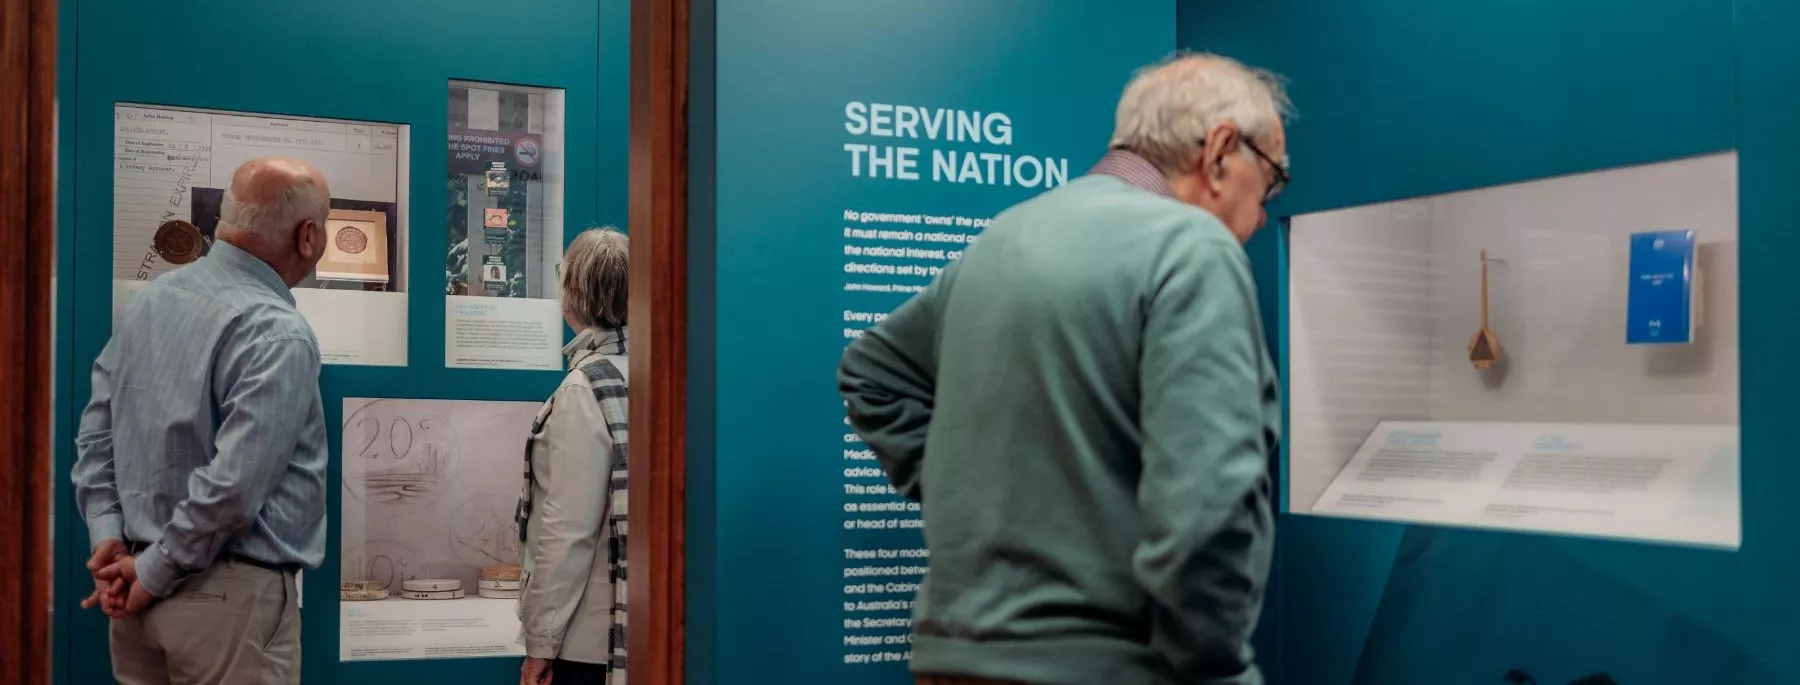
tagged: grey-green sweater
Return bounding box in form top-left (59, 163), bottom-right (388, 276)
top-left (838, 172), bottom-right (1280, 685)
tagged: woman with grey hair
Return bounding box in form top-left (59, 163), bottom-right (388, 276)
top-left (516, 227), bottom-right (630, 685)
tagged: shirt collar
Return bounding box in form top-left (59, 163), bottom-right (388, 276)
top-left (565, 326), bottom-right (628, 368)
top-left (210, 240), bottom-right (295, 305)
top-left (1087, 149), bottom-right (1174, 198)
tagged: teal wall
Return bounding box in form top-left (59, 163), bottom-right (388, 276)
top-left (51, 0), bottom-right (79, 679)
top-left (52, 1), bottom-right (629, 682)
top-left (1183, 0), bottom-right (1800, 683)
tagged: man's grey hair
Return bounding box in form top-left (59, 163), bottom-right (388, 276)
top-left (1109, 52), bottom-right (1294, 175)
top-left (562, 227), bottom-right (629, 330)
top-left (219, 169), bottom-right (329, 243)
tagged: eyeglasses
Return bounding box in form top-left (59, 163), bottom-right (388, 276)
top-left (1202, 133), bottom-right (1289, 204)
top-left (1241, 137), bottom-right (1289, 203)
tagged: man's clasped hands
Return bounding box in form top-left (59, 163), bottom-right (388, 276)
top-left (78, 539), bottom-right (156, 618)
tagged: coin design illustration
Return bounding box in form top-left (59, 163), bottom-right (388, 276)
top-left (152, 220), bottom-right (206, 265)
top-left (335, 225), bottom-right (369, 255)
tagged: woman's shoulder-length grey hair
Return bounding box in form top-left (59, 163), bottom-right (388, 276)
top-left (561, 226), bottom-right (628, 330)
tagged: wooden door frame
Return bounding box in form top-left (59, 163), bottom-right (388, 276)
top-left (627, 0), bottom-right (689, 682)
top-left (0, 0), bottom-right (59, 680)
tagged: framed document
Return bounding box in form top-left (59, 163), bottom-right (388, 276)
top-left (318, 208), bottom-right (391, 283)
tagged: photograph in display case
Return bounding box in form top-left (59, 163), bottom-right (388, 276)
top-left (111, 103), bottom-right (410, 366)
top-left (338, 397), bottom-right (539, 662)
top-left (443, 80), bottom-right (567, 371)
top-left (1284, 152), bottom-right (1740, 548)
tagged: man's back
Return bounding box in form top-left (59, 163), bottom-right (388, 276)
top-left (76, 241), bottom-right (328, 592)
top-left (842, 174), bottom-right (1280, 685)
top-left (74, 156), bottom-right (335, 685)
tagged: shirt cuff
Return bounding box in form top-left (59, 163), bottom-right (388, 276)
top-left (86, 514), bottom-right (124, 550)
top-left (523, 635), bottom-right (562, 660)
top-left (132, 543), bottom-right (182, 598)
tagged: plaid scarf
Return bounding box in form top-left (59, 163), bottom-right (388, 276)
top-left (516, 326), bottom-right (629, 681)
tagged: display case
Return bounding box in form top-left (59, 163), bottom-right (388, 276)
top-left (1285, 152), bottom-right (1739, 548)
top-left (337, 397), bottom-right (540, 661)
top-left (443, 80), bottom-right (567, 371)
top-left (111, 104), bottom-right (410, 366)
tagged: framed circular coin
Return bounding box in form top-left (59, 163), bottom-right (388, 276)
top-left (335, 225), bottom-right (369, 255)
top-left (152, 220), bottom-right (206, 265)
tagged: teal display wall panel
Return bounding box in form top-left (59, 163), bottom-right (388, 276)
top-left (689, 1), bottom-right (1173, 682)
top-left (53, 1), bottom-right (629, 683)
top-left (1179, 0), bottom-right (1800, 683)
top-left (50, 0), bottom-right (79, 679)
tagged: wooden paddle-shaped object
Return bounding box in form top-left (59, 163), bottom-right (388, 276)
top-left (1468, 248), bottom-right (1501, 369)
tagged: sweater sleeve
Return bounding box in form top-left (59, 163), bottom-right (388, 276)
top-left (1131, 235), bottom-right (1276, 683)
top-left (837, 260), bottom-right (962, 501)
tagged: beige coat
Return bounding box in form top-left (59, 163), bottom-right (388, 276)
top-left (518, 350), bottom-right (627, 664)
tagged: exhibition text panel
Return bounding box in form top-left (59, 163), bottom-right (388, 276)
top-left (1312, 421), bottom-right (1739, 548)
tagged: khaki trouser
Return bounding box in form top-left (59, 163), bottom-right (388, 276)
top-left (109, 558), bottom-right (300, 685)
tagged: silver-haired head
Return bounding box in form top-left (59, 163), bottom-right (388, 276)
top-left (1109, 52), bottom-right (1293, 176)
top-left (561, 226), bottom-right (629, 330)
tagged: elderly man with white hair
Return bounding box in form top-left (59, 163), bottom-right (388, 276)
top-left (73, 156), bottom-right (332, 684)
top-left (839, 53), bottom-right (1290, 685)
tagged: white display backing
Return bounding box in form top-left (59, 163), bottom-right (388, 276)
top-left (294, 289), bottom-right (408, 366)
top-left (1311, 421), bottom-right (1738, 548)
top-left (1287, 202), bottom-right (1437, 514)
top-left (1287, 153), bottom-right (1739, 544)
top-left (110, 103), bottom-right (410, 366)
top-left (113, 270), bottom-right (409, 368)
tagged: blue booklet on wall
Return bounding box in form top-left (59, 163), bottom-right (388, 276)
top-left (1626, 230), bottom-right (1696, 344)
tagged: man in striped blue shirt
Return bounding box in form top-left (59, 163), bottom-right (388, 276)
top-left (73, 157), bottom-right (332, 685)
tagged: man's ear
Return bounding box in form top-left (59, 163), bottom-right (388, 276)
top-left (295, 218), bottom-right (321, 258)
top-left (1199, 123), bottom-right (1239, 187)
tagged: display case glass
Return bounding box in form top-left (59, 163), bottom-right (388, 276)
top-left (1285, 152), bottom-right (1739, 548)
top-left (444, 80), bottom-right (567, 370)
top-left (337, 397), bottom-right (539, 661)
top-left (111, 103), bottom-right (410, 365)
